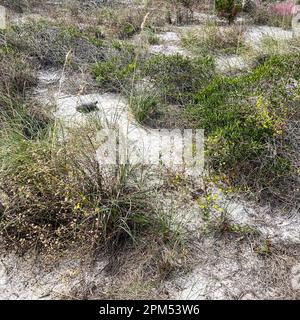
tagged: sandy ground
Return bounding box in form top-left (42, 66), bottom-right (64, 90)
top-left (0, 7), bottom-right (300, 300)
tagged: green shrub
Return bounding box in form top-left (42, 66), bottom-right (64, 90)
top-left (129, 93), bottom-right (162, 124)
top-left (215, 0), bottom-right (242, 24)
top-left (91, 41), bottom-right (137, 92)
top-left (95, 7), bottom-right (147, 39)
top-left (181, 24), bottom-right (246, 56)
top-left (186, 53), bottom-right (300, 203)
top-left (142, 54), bottom-right (215, 105)
top-left (144, 29), bottom-right (160, 45)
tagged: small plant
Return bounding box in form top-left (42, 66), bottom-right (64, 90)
top-left (91, 41), bottom-right (137, 92)
top-left (255, 238), bottom-right (272, 256)
top-left (181, 24), bottom-right (246, 55)
top-left (166, 0), bottom-right (197, 24)
top-left (215, 0), bottom-right (242, 24)
top-left (142, 53), bottom-right (215, 105)
top-left (144, 29), bottom-right (160, 45)
top-left (95, 7), bottom-right (149, 39)
top-left (0, 118), bottom-right (175, 254)
top-left (129, 93), bottom-right (161, 124)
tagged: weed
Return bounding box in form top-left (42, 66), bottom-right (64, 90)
top-left (255, 238), bottom-right (273, 256)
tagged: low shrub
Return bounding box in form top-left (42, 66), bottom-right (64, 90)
top-left (0, 119), bottom-right (174, 254)
top-left (129, 92), bottom-right (162, 124)
top-left (91, 41), bottom-right (137, 92)
top-left (6, 21), bottom-right (106, 67)
top-left (95, 7), bottom-right (150, 39)
top-left (185, 52), bottom-right (300, 205)
top-left (142, 53), bottom-right (215, 105)
top-left (215, 0), bottom-right (243, 24)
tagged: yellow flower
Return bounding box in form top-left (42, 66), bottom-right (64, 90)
top-left (75, 203), bottom-right (81, 210)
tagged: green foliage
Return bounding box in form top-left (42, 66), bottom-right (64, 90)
top-left (142, 54), bottom-right (215, 105)
top-left (181, 25), bottom-right (246, 56)
top-left (95, 7), bottom-right (147, 39)
top-left (186, 53), bottom-right (300, 197)
top-left (91, 41), bottom-right (137, 91)
top-left (215, 0), bottom-right (242, 24)
top-left (129, 94), bottom-right (161, 124)
top-left (145, 29), bottom-right (160, 45)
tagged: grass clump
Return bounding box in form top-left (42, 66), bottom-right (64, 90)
top-left (144, 28), bottom-right (160, 45)
top-left (186, 53), bottom-right (300, 205)
top-left (142, 53), bottom-right (215, 105)
top-left (181, 24), bottom-right (246, 56)
top-left (0, 117), bottom-right (178, 254)
top-left (129, 90), bottom-right (164, 125)
top-left (0, 48), bottom-right (37, 99)
top-left (94, 7), bottom-right (153, 39)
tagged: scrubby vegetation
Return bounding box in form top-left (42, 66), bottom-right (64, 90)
top-left (142, 53), bottom-right (215, 104)
top-left (185, 53), bottom-right (300, 205)
top-left (5, 21), bottom-right (105, 67)
top-left (1, 0), bottom-right (300, 300)
top-left (215, 0), bottom-right (243, 24)
top-left (0, 14), bottom-right (181, 265)
top-left (0, 120), bottom-right (175, 254)
top-left (181, 24), bottom-right (246, 55)
top-left (91, 41), bottom-right (137, 92)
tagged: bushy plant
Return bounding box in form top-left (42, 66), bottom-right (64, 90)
top-left (95, 7), bottom-right (148, 39)
top-left (215, 0), bottom-right (243, 24)
top-left (0, 48), bottom-right (37, 99)
top-left (91, 41), bottom-right (137, 92)
top-left (129, 93), bottom-right (162, 124)
top-left (185, 52), bottom-right (300, 204)
top-left (142, 53), bottom-right (215, 105)
top-left (0, 118), bottom-right (170, 253)
top-left (181, 24), bottom-right (246, 55)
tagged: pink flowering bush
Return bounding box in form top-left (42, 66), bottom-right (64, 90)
top-left (252, 1), bottom-right (299, 27)
top-left (270, 1), bottom-right (297, 17)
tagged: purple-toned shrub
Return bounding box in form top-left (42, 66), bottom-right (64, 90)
top-left (270, 1), bottom-right (297, 17)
